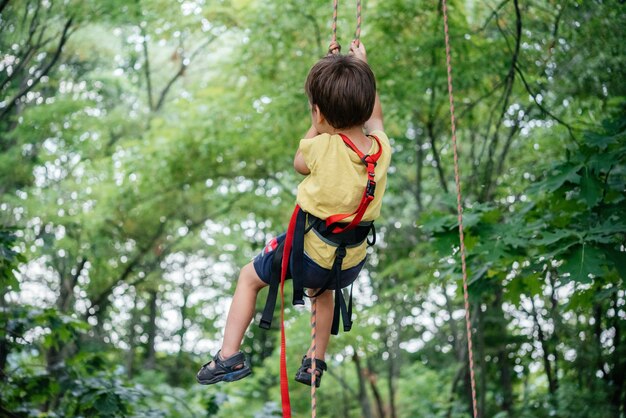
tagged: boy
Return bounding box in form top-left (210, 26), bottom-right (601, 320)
top-left (197, 40), bottom-right (390, 387)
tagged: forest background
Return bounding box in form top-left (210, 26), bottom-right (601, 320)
top-left (1, 0), bottom-right (625, 417)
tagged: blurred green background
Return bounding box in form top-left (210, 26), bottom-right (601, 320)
top-left (1, 0), bottom-right (625, 417)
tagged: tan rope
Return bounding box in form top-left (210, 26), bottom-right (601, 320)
top-left (310, 296), bottom-right (318, 418)
top-left (328, 0), bottom-right (363, 54)
top-left (441, 1), bottom-right (478, 417)
top-left (354, 0), bottom-right (362, 45)
top-left (329, 0), bottom-right (340, 54)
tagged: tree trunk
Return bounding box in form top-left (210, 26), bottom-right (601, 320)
top-left (42, 258), bottom-right (87, 411)
top-left (495, 286), bottom-right (513, 413)
top-left (174, 287), bottom-right (189, 384)
top-left (609, 292), bottom-right (625, 412)
top-left (547, 271), bottom-right (560, 393)
top-left (353, 352), bottom-right (373, 418)
top-left (126, 292), bottom-right (139, 379)
top-left (530, 297), bottom-right (556, 396)
top-left (145, 290), bottom-right (158, 369)
top-left (415, 116), bottom-right (424, 212)
top-left (366, 357), bottom-right (386, 418)
top-left (0, 336), bottom-right (7, 382)
top-left (443, 288), bottom-right (462, 360)
top-left (0, 285), bottom-right (9, 381)
top-left (476, 304), bottom-right (487, 418)
top-left (593, 302), bottom-right (604, 377)
top-left (387, 327), bottom-right (399, 418)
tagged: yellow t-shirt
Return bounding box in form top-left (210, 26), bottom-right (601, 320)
top-left (296, 130), bottom-right (391, 269)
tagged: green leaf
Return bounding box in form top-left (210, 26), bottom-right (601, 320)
top-left (584, 130), bottom-right (622, 150)
top-left (532, 229), bottom-right (578, 246)
top-left (421, 213), bottom-right (454, 233)
top-left (594, 286), bottom-right (619, 302)
top-left (468, 264), bottom-right (489, 285)
top-left (604, 247), bottom-right (626, 279)
top-left (579, 168), bottom-right (603, 207)
top-left (432, 232), bottom-right (459, 257)
top-left (587, 218), bottom-right (626, 240)
top-left (559, 245), bottom-right (607, 282)
top-left (95, 392), bottom-right (120, 414)
top-left (532, 163), bottom-right (583, 193)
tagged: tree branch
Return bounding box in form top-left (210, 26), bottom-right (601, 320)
top-left (0, 16), bottom-right (73, 121)
top-left (494, 112), bottom-right (523, 178)
top-left (140, 26), bottom-right (155, 111)
top-left (0, 0), bottom-right (10, 15)
top-left (479, 0), bottom-right (522, 201)
top-left (514, 64), bottom-right (579, 146)
top-left (87, 221), bottom-right (167, 314)
top-left (154, 34), bottom-right (218, 111)
top-left (326, 367), bottom-right (358, 397)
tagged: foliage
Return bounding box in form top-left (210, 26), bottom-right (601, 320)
top-left (1, 0), bottom-right (625, 417)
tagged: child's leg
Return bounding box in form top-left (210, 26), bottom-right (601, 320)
top-left (220, 261), bottom-right (267, 358)
top-left (306, 289), bottom-right (334, 361)
top-left (197, 261), bottom-right (269, 384)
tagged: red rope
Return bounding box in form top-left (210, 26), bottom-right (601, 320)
top-left (441, 1), bottom-right (478, 417)
top-left (279, 207), bottom-right (300, 418)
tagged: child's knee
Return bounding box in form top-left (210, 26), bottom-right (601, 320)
top-left (238, 262), bottom-right (266, 291)
top-left (309, 289), bottom-right (333, 301)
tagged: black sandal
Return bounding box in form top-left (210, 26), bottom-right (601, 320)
top-left (294, 355), bottom-right (327, 388)
top-left (196, 350), bottom-right (251, 385)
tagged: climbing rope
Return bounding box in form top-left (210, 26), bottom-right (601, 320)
top-left (328, 0), bottom-right (362, 54)
top-left (309, 2), bottom-right (367, 417)
top-left (441, 1), bottom-right (478, 417)
top-left (329, 0), bottom-right (340, 54)
top-left (355, 0), bottom-right (362, 45)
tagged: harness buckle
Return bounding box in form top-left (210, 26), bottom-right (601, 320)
top-left (366, 179), bottom-right (376, 198)
top-left (361, 155), bottom-right (378, 167)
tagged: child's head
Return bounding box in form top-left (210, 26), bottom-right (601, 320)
top-left (305, 54), bottom-right (376, 130)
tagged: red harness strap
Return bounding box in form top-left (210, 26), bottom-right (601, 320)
top-left (325, 134), bottom-right (383, 233)
top-left (278, 204), bottom-right (300, 417)
top-left (278, 134), bottom-right (382, 417)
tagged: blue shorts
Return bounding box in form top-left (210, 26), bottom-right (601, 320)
top-left (253, 233), bottom-right (365, 289)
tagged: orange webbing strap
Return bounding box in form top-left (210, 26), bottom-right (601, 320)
top-left (325, 134), bottom-right (382, 233)
top-left (442, 1), bottom-right (478, 417)
top-left (279, 205), bottom-right (301, 418)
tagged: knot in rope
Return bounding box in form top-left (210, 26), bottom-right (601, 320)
top-left (328, 41), bottom-right (342, 55)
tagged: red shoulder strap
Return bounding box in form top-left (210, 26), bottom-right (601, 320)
top-left (326, 134), bottom-right (383, 233)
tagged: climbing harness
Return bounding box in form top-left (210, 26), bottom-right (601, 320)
top-left (442, 0), bottom-right (479, 417)
top-left (259, 134), bottom-right (382, 418)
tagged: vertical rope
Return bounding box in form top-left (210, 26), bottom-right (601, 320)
top-left (354, 0), bottom-right (362, 45)
top-left (310, 297), bottom-right (318, 418)
top-left (329, 0), bottom-right (341, 54)
top-left (441, 1), bottom-right (478, 418)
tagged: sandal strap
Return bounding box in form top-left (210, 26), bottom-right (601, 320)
top-left (214, 350), bottom-right (246, 369)
top-left (301, 356), bottom-right (327, 371)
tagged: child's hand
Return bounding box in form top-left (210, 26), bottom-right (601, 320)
top-left (349, 40), bottom-right (367, 63)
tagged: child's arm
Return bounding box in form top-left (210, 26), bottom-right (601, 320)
top-left (350, 40), bottom-right (384, 134)
top-left (365, 92), bottom-right (384, 134)
top-left (293, 125), bottom-right (317, 175)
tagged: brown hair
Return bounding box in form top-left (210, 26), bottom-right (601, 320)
top-left (304, 54), bottom-right (376, 129)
